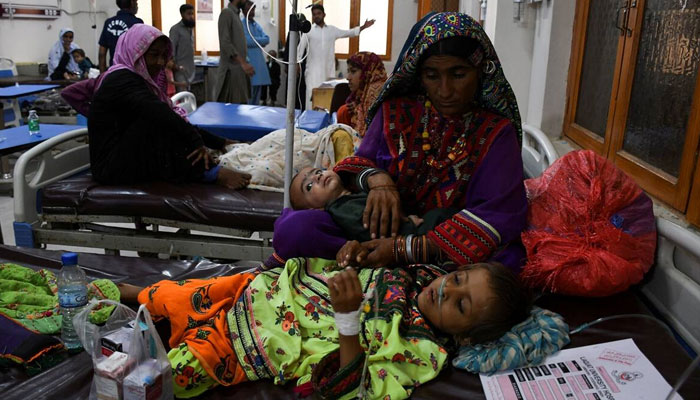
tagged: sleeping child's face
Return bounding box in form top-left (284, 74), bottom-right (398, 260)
top-left (417, 265), bottom-right (496, 338)
top-left (290, 167), bottom-right (346, 209)
top-left (72, 52), bottom-right (85, 64)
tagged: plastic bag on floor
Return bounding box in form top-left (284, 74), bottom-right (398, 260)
top-left (521, 150), bottom-right (656, 297)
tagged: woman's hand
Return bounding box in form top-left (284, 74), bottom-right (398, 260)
top-left (328, 268), bottom-right (364, 313)
top-left (363, 172), bottom-right (402, 239)
top-left (187, 146), bottom-right (215, 169)
top-left (360, 238), bottom-right (395, 267)
top-left (242, 61), bottom-right (255, 77)
top-left (336, 240), bottom-right (369, 267)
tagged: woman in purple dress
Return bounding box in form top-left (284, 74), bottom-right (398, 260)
top-left (270, 12), bottom-right (527, 272)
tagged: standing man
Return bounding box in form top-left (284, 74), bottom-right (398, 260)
top-left (297, 4), bottom-right (374, 110)
top-left (169, 4), bottom-right (196, 92)
top-left (261, 50), bottom-right (281, 106)
top-left (98, 0), bottom-right (143, 73)
top-left (215, 0), bottom-right (255, 104)
top-left (241, 1), bottom-right (271, 105)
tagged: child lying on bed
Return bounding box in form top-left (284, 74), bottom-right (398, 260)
top-left (289, 166), bottom-right (461, 267)
top-left (119, 259), bottom-right (530, 399)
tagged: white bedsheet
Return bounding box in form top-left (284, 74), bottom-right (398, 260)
top-left (218, 123), bottom-right (361, 192)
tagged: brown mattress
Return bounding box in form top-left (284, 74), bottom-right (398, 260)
top-left (0, 244), bottom-right (698, 400)
top-left (40, 174), bottom-right (284, 232)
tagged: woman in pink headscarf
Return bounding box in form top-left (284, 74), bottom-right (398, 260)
top-left (86, 24), bottom-right (251, 188)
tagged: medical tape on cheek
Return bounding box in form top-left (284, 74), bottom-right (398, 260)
top-left (437, 275), bottom-right (447, 323)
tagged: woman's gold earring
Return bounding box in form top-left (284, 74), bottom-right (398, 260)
top-left (483, 60), bottom-right (496, 75)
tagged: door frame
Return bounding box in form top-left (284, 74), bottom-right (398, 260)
top-left (563, 0), bottom-right (629, 156)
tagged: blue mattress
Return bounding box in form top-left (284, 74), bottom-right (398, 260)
top-left (188, 102), bottom-right (330, 141)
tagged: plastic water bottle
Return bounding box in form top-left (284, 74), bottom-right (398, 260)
top-left (58, 252), bottom-right (88, 351)
top-left (28, 110), bottom-right (41, 136)
top-left (202, 48), bottom-right (208, 64)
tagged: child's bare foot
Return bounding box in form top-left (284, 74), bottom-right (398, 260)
top-left (118, 283), bottom-right (144, 304)
top-left (217, 168), bottom-right (252, 189)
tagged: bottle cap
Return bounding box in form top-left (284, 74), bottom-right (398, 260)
top-left (61, 252), bottom-right (78, 266)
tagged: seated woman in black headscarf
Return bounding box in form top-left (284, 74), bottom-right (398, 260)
top-left (66, 24), bottom-right (251, 189)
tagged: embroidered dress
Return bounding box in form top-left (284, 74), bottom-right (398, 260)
top-left (137, 273), bottom-right (256, 398)
top-left (265, 13), bottom-right (528, 272)
top-left (140, 260), bottom-right (450, 399)
top-left (228, 258), bottom-right (450, 399)
top-left (341, 12), bottom-right (528, 271)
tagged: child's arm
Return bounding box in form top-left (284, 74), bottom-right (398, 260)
top-left (328, 268), bottom-right (364, 368)
top-left (313, 268), bottom-right (449, 399)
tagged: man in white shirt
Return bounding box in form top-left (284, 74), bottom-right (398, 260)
top-left (297, 4), bottom-right (374, 110)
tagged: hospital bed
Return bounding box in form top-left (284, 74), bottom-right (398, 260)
top-left (11, 125), bottom-right (558, 261)
top-left (0, 238), bottom-right (698, 399)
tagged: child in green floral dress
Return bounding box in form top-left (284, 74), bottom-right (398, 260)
top-left (119, 258), bottom-right (530, 399)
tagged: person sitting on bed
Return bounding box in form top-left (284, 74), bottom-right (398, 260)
top-left (336, 51), bottom-right (387, 137)
top-left (84, 24), bottom-right (251, 188)
top-left (290, 166), bottom-right (459, 266)
top-left (118, 258), bottom-right (531, 399)
top-left (266, 12), bottom-right (527, 273)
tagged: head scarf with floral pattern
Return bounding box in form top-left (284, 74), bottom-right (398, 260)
top-left (345, 52), bottom-right (387, 136)
top-left (368, 12), bottom-right (522, 142)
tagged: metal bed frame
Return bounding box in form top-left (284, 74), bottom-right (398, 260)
top-left (11, 125), bottom-right (558, 261)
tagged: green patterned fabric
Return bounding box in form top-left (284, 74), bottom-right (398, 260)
top-left (227, 258), bottom-right (450, 400)
top-left (0, 263), bottom-right (120, 334)
top-left (169, 343), bottom-right (218, 398)
top-left (367, 12), bottom-right (522, 143)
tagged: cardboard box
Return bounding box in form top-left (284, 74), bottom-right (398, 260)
top-left (123, 359), bottom-right (169, 400)
top-left (94, 351), bottom-right (131, 400)
top-left (101, 326), bottom-right (133, 357)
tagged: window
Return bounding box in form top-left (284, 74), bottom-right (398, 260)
top-left (278, 0), bottom-right (394, 60)
top-left (143, 0), bottom-right (224, 55)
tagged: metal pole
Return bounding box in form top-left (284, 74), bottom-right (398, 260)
top-left (283, 0), bottom-right (299, 208)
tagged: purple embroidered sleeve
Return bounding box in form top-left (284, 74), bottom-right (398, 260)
top-left (270, 208), bottom-right (348, 261)
top-left (355, 111), bottom-right (393, 171)
top-left (461, 124), bottom-right (528, 272)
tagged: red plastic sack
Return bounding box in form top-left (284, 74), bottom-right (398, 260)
top-left (521, 150), bottom-right (656, 297)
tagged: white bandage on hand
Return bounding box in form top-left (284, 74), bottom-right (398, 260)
top-left (334, 310), bottom-right (360, 336)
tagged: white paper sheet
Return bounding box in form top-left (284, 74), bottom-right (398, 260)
top-left (479, 338), bottom-right (682, 400)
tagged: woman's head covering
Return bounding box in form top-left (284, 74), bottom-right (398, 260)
top-left (57, 27), bottom-right (74, 43)
top-left (104, 23), bottom-right (174, 107)
top-left (368, 12), bottom-right (522, 141)
top-left (345, 52), bottom-right (387, 137)
top-left (48, 27), bottom-right (81, 77)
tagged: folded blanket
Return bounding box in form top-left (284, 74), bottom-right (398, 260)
top-left (0, 263), bottom-right (120, 334)
top-left (0, 313), bottom-right (66, 376)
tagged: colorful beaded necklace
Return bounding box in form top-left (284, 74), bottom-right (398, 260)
top-left (420, 98), bottom-right (474, 170)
